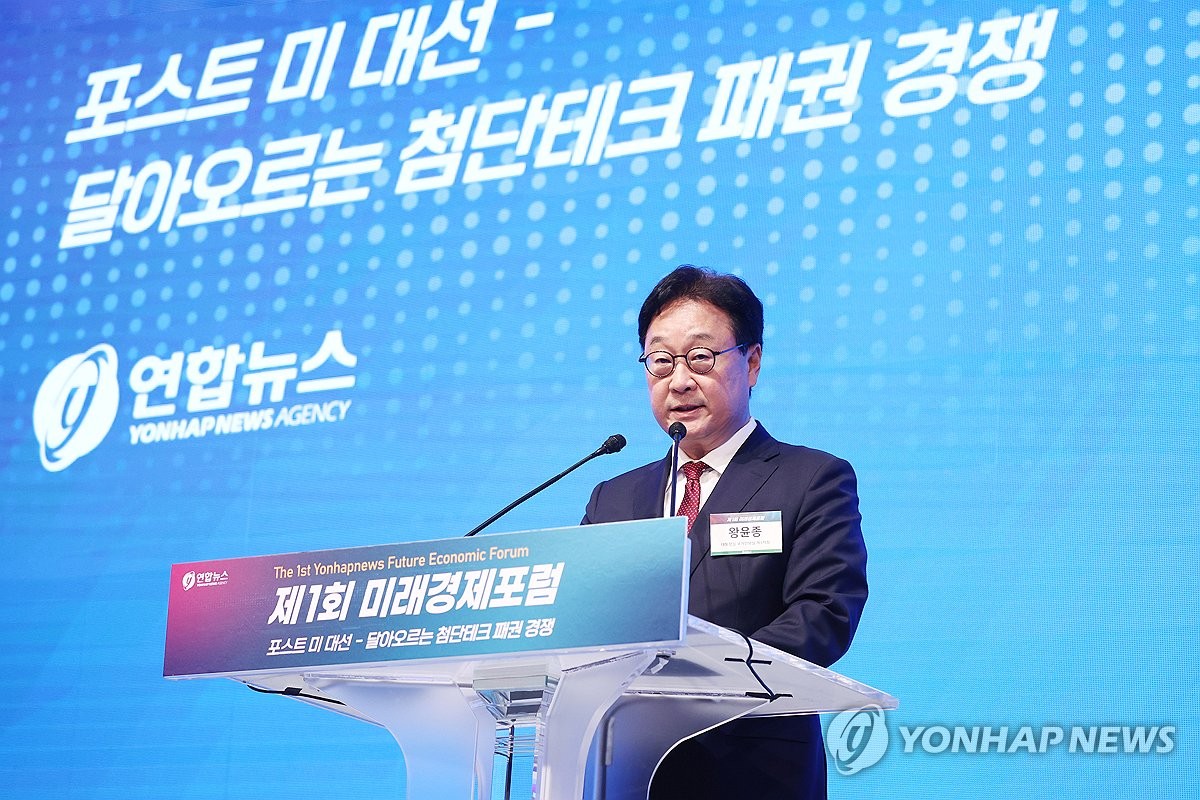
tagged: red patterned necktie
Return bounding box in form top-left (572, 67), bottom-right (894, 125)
top-left (676, 461), bottom-right (709, 534)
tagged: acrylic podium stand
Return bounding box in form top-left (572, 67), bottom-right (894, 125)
top-left (165, 521), bottom-right (896, 800)
top-left (224, 615), bottom-right (894, 800)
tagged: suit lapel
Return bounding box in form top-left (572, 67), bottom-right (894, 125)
top-left (634, 456), bottom-right (671, 521)
top-left (689, 423), bottom-right (781, 576)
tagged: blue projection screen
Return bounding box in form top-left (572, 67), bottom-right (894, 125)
top-left (1, 1), bottom-right (1196, 798)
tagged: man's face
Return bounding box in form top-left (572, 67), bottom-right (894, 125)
top-left (642, 299), bottom-right (761, 460)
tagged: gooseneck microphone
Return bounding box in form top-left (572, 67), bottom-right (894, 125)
top-left (463, 434), bottom-right (627, 537)
top-left (667, 422), bottom-right (687, 517)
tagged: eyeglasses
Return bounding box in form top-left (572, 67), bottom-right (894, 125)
top-left (638, 344), bottom-right (748, 378)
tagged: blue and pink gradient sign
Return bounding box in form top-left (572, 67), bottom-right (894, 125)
top-left (164, 518), bottom-right (689, 677)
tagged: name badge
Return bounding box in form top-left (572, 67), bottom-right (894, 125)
top-left (709, 511), bottom-right (784, 556)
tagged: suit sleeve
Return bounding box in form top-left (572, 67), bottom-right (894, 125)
top-left (748, 456), bottom-right (868, 668)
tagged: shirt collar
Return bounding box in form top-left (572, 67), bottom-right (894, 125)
top-left (678, 417), bottom-right (757, 478)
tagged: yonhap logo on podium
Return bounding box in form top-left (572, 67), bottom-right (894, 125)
top-left (33, 344), bottom-right (120, 472)
top-left (826, 704), bottom-right (889, 775)
top-left (183, 570), bottom-right (229, 589)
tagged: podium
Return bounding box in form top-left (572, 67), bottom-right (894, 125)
top-left (165, 520), bottom-right (896, 799)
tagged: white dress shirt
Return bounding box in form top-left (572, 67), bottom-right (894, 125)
top-left (663, 417), bottom-right (758, 518)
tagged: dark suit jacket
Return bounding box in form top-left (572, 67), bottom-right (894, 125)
top-left (581, 423), bottom-right (868, 799)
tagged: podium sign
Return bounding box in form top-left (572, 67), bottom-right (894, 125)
top-left (164, 518), bottom-right (689, 678)
top-left (164, 520), bottom-right (895, 800)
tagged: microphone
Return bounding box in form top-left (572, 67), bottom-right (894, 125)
top-left (463, 434), bottom-right (627, 537)
top-left (667, 423), bottom-right (686, 517)
top-left (598, 433), bottom-right (627, 456)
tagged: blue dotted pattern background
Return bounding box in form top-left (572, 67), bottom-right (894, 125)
top-left (1, 1), bottom-right (1197, 799)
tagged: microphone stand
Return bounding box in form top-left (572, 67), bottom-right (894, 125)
top-left (464, 435), bottom-right (626, 537)
top-left (667, 422), bottom-right (687, 517)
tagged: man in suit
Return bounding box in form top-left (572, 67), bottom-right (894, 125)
top-left (582, 265), bottom-right (868, 800)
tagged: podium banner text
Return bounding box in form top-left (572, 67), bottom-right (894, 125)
top-left (164, 518), bottom-right (689, 677)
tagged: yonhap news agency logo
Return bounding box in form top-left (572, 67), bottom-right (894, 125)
top-left (32, 344), bottom-right (121, 472)
top-left (32, 331), bottom-right (358, 472)
top-left (825, 707), bottom-right (1177, 775)
top-left (182, 570), bottom-right (228, 590)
